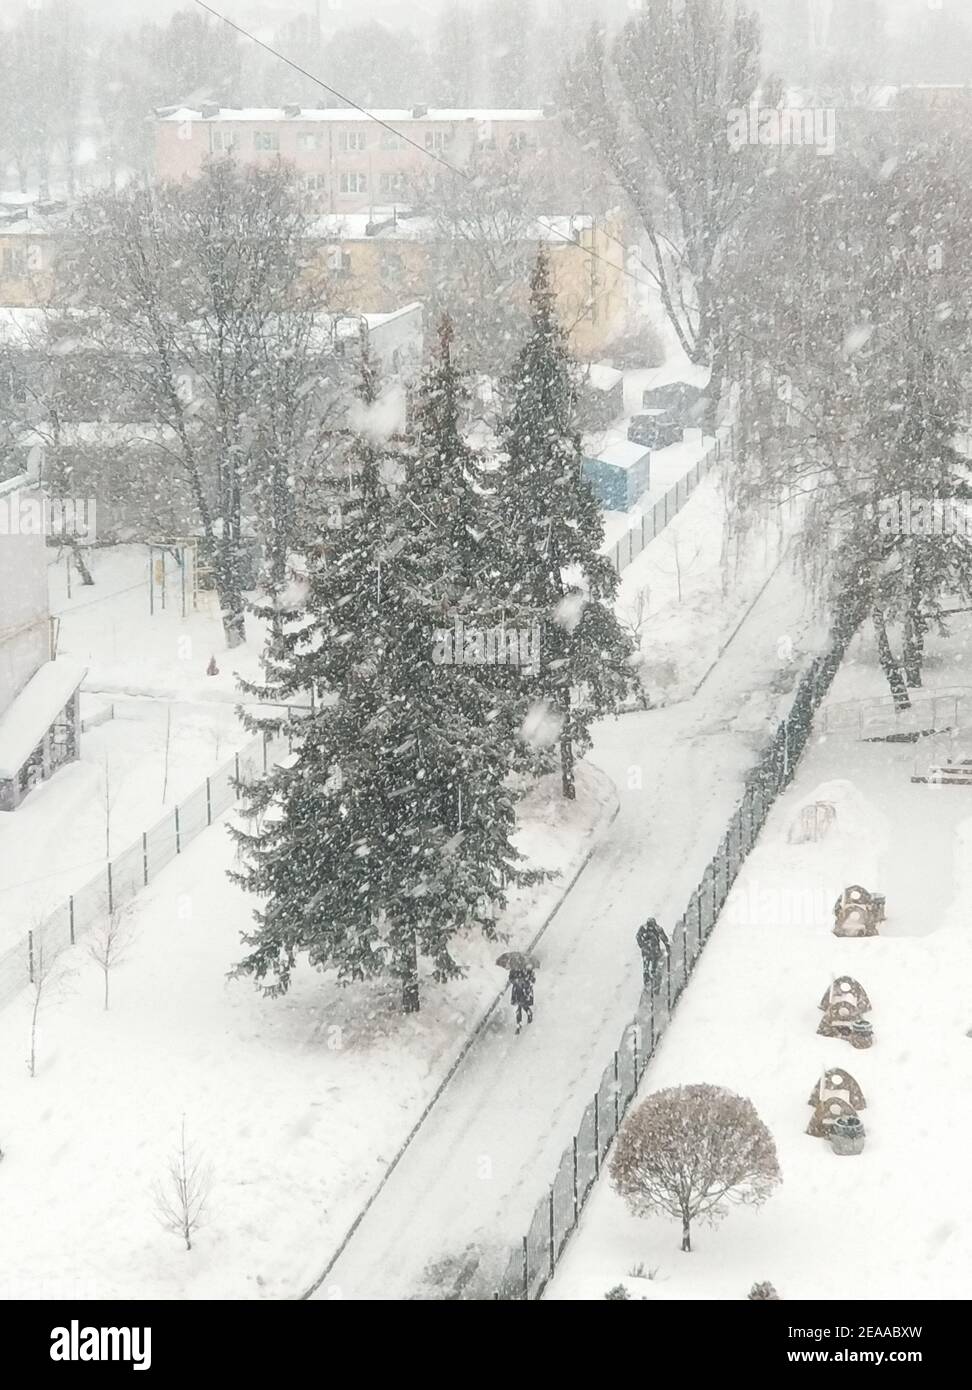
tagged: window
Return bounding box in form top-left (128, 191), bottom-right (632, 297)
top-left (509, 131), bottom-right (531, 152)
top-left (301, 174), bottom-right (327, 192)
top-left (379, 172), bottom-right (405, 196)
top-left (380, 131), bottom-right (404, 150)
top-left (4, 364), bottom-right (28, 406)
top-left (1, 247), bottom-right (26, 276)
top-left (209, 128), bottom-right (235, 154)
top-left (338, 131), bottom-right (367, 152)
top-left (339, 172), bottom-right (367, 194)
top-left (297, 131), bottom-right (322, 151)
top-left (425, 130), bottom-right (448, 151)
top-left (254, 130), bottom-right (280, 152)
top-left (326, 246), bottom-right (352, 276)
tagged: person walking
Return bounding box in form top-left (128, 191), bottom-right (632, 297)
top-left (509, 964), bottom-right (535, 1033)
top-left (636, 917), bottom-right (669, 991)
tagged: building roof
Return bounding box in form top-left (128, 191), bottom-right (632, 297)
top-left (591, 441), bottom-right (651, 471)
top-left (157, 106), bottom-right (549, 124)
top-left (309, 212), bottom-right (595, 245)
top-left (585, 364), bottom-right (623, 392)
top-left (0, 659), bottom-right (86, 780)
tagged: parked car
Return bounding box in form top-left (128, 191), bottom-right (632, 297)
top-left (641, 381), bottom-right (710, 426)
top-left (627, 411), bottom-right (682, 450)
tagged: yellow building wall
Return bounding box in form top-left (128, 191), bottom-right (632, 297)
top-left (317, 213), bottom-right (628, 361)
top-left (0, 232), bottom-right (55, 307)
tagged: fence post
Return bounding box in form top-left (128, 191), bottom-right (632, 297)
top-left (142, 831), bottom-right (149, 886)
top-left (263, 731), bottom-right (269, 773)
top-left (593, 1091), bottom-right (600, 1175)
top-left (69, 895), bottom-right (75, 945)
top-left (28, 929), bottom-right (34, 984)
top-left (206, 777), bottom-right (212, 827)
top-left (175, 806), bottom-right (181, 855)
top-left (572, 1135), bottom-right (579, 1222)
top-left (614, 1051), bottom-right (620, 1132)
top-left (106, 862), bottom-right (113, 914)
top-left (548, 1188), bottom-right (555, 1277)
top-left (235, 752), bottom-right (241, 787)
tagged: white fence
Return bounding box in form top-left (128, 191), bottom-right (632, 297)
top-left (0, 724), bottom-right (291, 1011)
top-left (607, 425), bottom-right (733, 576)
top-left (818, 686), bottom-right (972, 742)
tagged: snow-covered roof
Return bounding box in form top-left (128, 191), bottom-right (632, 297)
top-left (0, 471), bottom-right (32, 499)
top-left (0, 307), bottom-right (46, 344)
top-left (585, 364), bottom-right (623, 392)
top-left (309, 213), bottom-right (595, 246)
top-left (0, 660), bottom-right (86, 780)
top-left (0, 211), bottom-right (62, 237)
top-left (157, 106), bottom-right (548, 124)
top-left (592, 441), bottom-right (650, 471)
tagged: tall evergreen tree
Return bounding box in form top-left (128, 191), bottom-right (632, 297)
top-left (232, 344), bottom-right (540, 1014)
top-left (492, 250), bottom-right (637, 799)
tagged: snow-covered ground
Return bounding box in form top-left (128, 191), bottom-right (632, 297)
top-left (546, 615), bottom-right (972, 1301)
top-left (618, 476), bottom-right (798, 705)
top-left (0, 762), bottom-right (615, 1299)
top-left (1, 515), bottom-right (820, 1301)
top-left (50, 545), bottom-right (267, 702)
top-left (0, 698), bottom-right (250, 952)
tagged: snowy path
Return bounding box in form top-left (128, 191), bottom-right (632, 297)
top-left (307, 556), bottom-right (821, 1299)
top-left (546, 667), bottom-right (972, 1299)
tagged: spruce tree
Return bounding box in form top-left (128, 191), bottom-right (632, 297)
top-left (231, 341), bottom-right (540, 1014)
top-left (492, 249), bottom-right (637, 798)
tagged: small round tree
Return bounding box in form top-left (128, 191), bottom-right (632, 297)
top-left (610, 1085), bottom-right (781, 1252)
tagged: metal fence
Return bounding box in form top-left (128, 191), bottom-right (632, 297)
top-left (608, 425), bottom-right (733, 576)
top-left (0, 725), bottom-right (291, 1011)
top-left (491, 597), bottom-right (864, 1299)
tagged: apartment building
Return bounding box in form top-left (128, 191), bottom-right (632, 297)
top-left (153, 105), bottom-right (557, 213)
top-left (0, 205), bottom-right (61, 309)
top-left (314, 211), bottom-right (629, 361)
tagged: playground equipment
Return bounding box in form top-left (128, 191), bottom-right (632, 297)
top-left (148, 539), bottom-right (202, 620)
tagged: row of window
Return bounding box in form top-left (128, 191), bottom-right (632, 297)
top-left (210, 129), bottom-right (534, 155)
top-left (301, 172), bottom-right (407, 195)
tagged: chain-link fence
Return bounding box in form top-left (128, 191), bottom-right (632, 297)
top-left (0, 725), bottom-right (291, 1010)
top-left (492, 596), bottom-right (864, 1299)
top-left (608, 426), bottom-right (732, 576)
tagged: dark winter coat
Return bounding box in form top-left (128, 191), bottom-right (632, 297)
top-left (510, 969), bottom-right (535, 1009)
top-left (636, 919), bottom-right (668, 968)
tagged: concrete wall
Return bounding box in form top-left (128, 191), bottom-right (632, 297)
top-left (0, 479), bottom-right (50, 715)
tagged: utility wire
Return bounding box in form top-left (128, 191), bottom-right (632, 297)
top-left (193, 0), bottom-right (660, 301)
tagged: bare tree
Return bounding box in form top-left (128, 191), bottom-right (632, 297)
top-left (564, 1), bottom-right (766, 413)
top-left (87, 905), bottom-right (134, 1011)
top-left (610, 1084), bottom-right (780, 1252)
top-left (153, 1118), bottom-right (211, 1252)
top-left (620, 584), bottom-right (652, 647)
top-left (26, 934), bottom-right (67, 1078)
top-left (58, 161), bottom-right (336, 648)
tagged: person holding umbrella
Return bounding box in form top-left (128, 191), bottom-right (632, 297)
top-left (636, 918), bottom-right (669, 992)
top-left (496, 951), bottom-right (538, 1033)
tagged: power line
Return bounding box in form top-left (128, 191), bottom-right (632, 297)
top-left (193, 0), bottom-right (467, 178)
top-left (193, 1), bottom-right (660, 301)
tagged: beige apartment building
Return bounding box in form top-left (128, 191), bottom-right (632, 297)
top-left (153, 105), bottom-right (558, 214)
